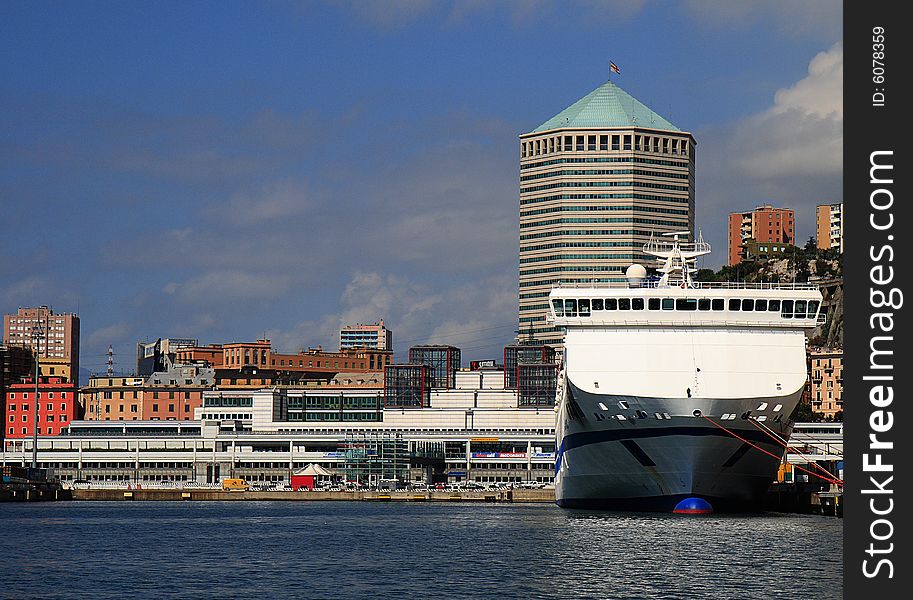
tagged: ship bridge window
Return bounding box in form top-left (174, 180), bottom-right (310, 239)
top-left (565, 299), bottom-right (577, 317)
top-left (755, 299), bottom-right (768, 311)
top-left (661, 298), bottom-right (674, 310)
top-left (632, 298), bottom-right (644, 310)
top-left (698, 299), bottom-right (711, 311)
top-left (592, 299), bottom-right (604, 311)
top-left (768, 300), bottom-right (781, 312)
top-left (552, 300), bottom-right (564, 317)
top-left (604, 298), bottom-right (618, 310)
top-left (781, 300), bottom-right (794, 319)
top-left (795, 300), bottom-right (807, 317)
top-left (728, 299), bottom-right (740, 311)
top-left (648, 298), bottom-right (660, 310)
top-left (711, 299), bottom-right (725, 311)
top-left (618, 298), bottom-right (631, 310)
top-left (676, 299), bottom-right (697, 311)
top-left (808, 300), bottom-right (820, 317)
top-left (579, 299), bottom-right (591, 317)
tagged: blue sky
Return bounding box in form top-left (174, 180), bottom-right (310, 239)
top-left (1, 0), bottom-right (842, 372)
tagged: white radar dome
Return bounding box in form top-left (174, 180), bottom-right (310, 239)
top-left (625, 264), bottom-right (647, 280)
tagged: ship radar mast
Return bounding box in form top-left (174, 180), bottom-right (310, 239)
top-left (642, 230), bottom-right (711, 288)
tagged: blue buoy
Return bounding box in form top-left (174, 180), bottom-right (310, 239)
top-left (673, 497), bottom-right (714, 514)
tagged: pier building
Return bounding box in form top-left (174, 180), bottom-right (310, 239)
top-left (1, 366), bottom-right (557, 486)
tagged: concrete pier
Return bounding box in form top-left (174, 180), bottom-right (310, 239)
top-left (69, 488), bottom-right (556, 503)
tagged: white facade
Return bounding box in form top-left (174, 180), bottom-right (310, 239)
top-left (2, 369), bottom-right (557, 485)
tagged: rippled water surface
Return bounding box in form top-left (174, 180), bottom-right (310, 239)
top-left (1, 502), bottom-right (841, 599)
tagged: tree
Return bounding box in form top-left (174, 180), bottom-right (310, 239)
top-left (804, 236), bottom-right (817, 254)
top-left (791, 401), bottom-right (821, 423)
top-left (694, 268), bottom-right (716, 282)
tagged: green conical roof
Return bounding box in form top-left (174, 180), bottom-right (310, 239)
top-left (532, 80), bottom-right (680, 133)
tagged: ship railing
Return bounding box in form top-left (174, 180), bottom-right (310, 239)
top-left (643, 239), bottom-right (712, 256)
top-left (551, 281), bottom-right (820, 291)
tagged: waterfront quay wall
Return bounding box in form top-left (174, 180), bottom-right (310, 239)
top-left (1, 486), bottom-right (72, 502)
top-left (71, 488), bottom-right (556, 503)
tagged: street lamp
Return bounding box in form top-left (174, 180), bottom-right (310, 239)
top-left (31, 323), bottom-right (44, 470)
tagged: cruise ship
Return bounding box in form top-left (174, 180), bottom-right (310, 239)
top-left (550, 233), bottom-right (824, 512)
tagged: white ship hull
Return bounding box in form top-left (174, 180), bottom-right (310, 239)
top-left (554, 383), bottom-right (802, 511)
top-left (548, 234), bottom-right (822, 512)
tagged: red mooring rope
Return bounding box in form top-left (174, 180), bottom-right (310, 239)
top-left (747, 418), bottom-right (844, 485)
top-left (701, 416), bottom-right (843, 486)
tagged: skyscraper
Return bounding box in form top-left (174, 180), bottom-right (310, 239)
top-left (3, 306), bottom-right (80, 383)
top-left (518, 80), bottom-right (695, 345)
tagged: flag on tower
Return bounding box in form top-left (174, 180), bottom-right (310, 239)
top-left (610, 61), bottom-right (621, 75)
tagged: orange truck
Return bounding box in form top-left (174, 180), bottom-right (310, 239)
top-left (222, 478), bottom-right (249, 491)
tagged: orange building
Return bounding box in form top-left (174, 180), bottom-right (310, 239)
top-left (222, 340), bottom-right (271, 369)
top-left (809, 348), bottom-right (843, 420)
top-left (211, 342), bottom-right (393, 389)
top-left (80, 376), bottom-right (147, 421)
top-left (815, 202), bottom-right (843, 253)
top-left (81, 365), bottom-right (212, 421)
top-left (174, 344), bottom-right (224, 367)
top-left (727, 204), bottom-right (795, 266)
top-left (269, 347), bottom-right (392, 373)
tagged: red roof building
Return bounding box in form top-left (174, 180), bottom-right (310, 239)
top-left (4, 376), bottom-right (82, 438)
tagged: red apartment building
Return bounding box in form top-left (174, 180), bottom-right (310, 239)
top-left (727, 204), bottom-right (795, 266)
top-left (4, 376), bottom-right (82, 438)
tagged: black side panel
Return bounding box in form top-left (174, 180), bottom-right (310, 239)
top-left (721, 442), bottom-right (752, 468)
top-left (619, 439), bottom-right (656, 467)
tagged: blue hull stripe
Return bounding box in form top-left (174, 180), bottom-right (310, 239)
top-left (562, 425), bottom-right (778, 453)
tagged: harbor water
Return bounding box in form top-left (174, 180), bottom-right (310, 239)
top-left (1, 502), bottom-right (841, 599)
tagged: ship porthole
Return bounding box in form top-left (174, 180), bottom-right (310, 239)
top-left (692, 409), bottom-right (702, 417)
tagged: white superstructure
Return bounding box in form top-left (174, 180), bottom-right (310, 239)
top-left (551, 233), bottom-right (823, 511)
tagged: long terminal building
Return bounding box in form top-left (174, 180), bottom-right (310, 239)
top-left (1, 368), bottom-right (558, 486)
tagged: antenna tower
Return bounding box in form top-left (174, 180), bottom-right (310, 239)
top-left (106, 345), bottom-right (115, 376)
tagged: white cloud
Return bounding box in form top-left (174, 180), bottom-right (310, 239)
top-left (86, 322), bottom-right (133, 350)
top-left (327, 0), bottom-right (437, 28)
top-left (163, 271), bottom-right (293, 304)
top-left (770, 43), bottom-right (843, 118)
top-left (731, 42), bottom-right (842, 178)
top-left (694, 43), bottom-right (843, 265)
top-left (208, 179), bottom-right (312, 226)
top-left (681, 0), bottom-right (841, 39)
top-left (267, 270), bottom-right (518, 361)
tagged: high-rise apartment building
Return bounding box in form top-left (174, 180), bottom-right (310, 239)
top-left (518, 80), bottom-right (695, 345)
top-left (815, 202), bottom-right (843, 253)
top-left (3, 306), bottom-right (80, 382)
top-left (340, 320), bottom-right (392, 351)
top-left (727, 204), bottom-right (795, 266)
